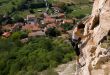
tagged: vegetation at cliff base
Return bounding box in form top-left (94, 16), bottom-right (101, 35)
top-left (0, 37), bottom-right (75, 75)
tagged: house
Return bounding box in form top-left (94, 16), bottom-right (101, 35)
top-left (43, 12), bottom-right (50, 18)
top-left (2, 32), bottom-right (11, 38)
top-left (40, 19), bottom-right (45, 25)
top-left (27, 14), bottom-right (36, 24)
top-left (51, 7), bottom-right (63, 13)
top-left (62, 19), bottom-right (74, 24)
top-left (58, 13), bottom-right (65, 18)
top-left (22, 24), bottom-right (40, 32)
top-left (12, 23), bottom-right (24, 32)
top-left (44, 17), bottom-right (56, 24)
top-left (28, 30), bottom-right (45, 37)
top-left (2, 24), bottom-right (13, 31)
top-left (50, 13), bottom-right (65, 18)
top-left (56, 20), bottom-right (63, 26)
top-left (47, 23), bottom-right (57, 28)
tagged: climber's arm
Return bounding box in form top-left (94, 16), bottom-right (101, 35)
top-left (82, 30), bottom-right (93, 39)
top-left (82, 33), bottom-right (91, 39)
top-left (76, 30), bottom-right (93, 39)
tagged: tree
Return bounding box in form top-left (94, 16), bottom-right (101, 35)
top-left (11, 32), bottom-right (21, 41)
top-left (0, 37), bottom-right (75, 75)
top-left (0, 15), bottom-right (3, 24)
top-left (76, 14), bottom-right (86, 19)
top-left (11, 31), bottom-right (28, 41)
top-left (61, 23), bottom-right (73, 31)
top-left (13, 15), bottom-right (24, 23)
top-left (61, 4), bottom-right (73, 13)
top-left (29, 9), bottom-right (35, 14)
top-left (45, 27), bottom-right (61, 37)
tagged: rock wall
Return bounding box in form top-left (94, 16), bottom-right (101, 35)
top-left (78, 0), bottom-right (110, 75)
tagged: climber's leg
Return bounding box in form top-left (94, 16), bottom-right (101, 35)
top-left (75, 44), bottom-right (81, 64)
top-left (76, 56), bottom-right (79, 64)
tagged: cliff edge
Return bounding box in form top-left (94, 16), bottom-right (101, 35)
top-left (78, 0), bottom-right (110, 75)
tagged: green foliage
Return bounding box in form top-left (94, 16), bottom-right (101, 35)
top-left (61, 4), bottom-right (73, 13)
top-left (19, 31), bottom-right (28, 39)
top-left (11, 31), bottom-right (28, 41)
top-left (29, 9), bottom-right (35, 14)
top-left (13, 15), bottom-right (24, 23)
top-left (0, 38), bottom-right (14, 50)
top-left (30, 2), bottom-right (46, 9)
top-left (11, 32), bottom-right (21, 41)
top-left (75, 14), bottom-right (86, 19)
top-left (46, 27), bottom-right (61, 37)
top-left (66, 4), bottom-right (92, 19)
top-left (0, 0), bottom-right (27, 14)
top-left (61, 23), bottom-right (73, 31)
top-left (0, 37), bottom-right (75, 75)
top-left (0, 15), bottom-right (3, 24)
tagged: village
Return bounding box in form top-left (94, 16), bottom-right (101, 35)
top-left (0, 3), bottom-right (77, 43)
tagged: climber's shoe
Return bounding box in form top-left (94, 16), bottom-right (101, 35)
top-left (77, 63), bottom-right (82, 68)
top-left (77, 63), bottom-right (86, 68)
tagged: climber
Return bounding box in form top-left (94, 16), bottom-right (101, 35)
top-left (70, 22), bottom-right (93, 67)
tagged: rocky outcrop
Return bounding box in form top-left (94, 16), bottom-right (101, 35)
top-left (79, 0), bottom-right (110, 75)
top-left (55, 61), bottom-right (76, 75)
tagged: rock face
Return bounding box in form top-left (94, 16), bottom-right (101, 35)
top-left (55, 61), bottom-right (76, 75)
top-left (79, 0), bottom-right (110, 75)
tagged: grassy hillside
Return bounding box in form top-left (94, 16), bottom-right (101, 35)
top-left (67, 4), bottom-right (92, 19)
top-left (0, 0), bottom-right (92, 19)
top-left (0, 0), bottom-right (27, 15)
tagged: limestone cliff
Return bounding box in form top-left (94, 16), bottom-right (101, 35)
top-left (78, 0), bottom-right (110, 75)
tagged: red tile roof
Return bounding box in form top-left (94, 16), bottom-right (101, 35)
top-left (58, 13), bottom-right (65, 18)
top-left (22, 24), bottom-right (40, 31)
top-left (44, 17), bottom-right (56, 24)
top-left (28, 31), bottom-right (45, 37)
top-left (63, 19), bottom-right (73, 24)
top-left (47, 23), bottom-right (57, 28)
top-left (2, 32), bottom-right (11, 38)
